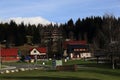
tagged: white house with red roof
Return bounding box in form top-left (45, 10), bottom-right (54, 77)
top-left (63, 40), bottom-right (92, 60)
top-left (29, 47), bottom-right (47, 60)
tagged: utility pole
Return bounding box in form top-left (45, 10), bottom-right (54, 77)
top-left (0, 40), bottom-right (6, 69)
top-left (112, 45), bottom-right (115, 69)
top-left (0, 42), bottom-right (1, 69)
top-left (35, 54), bottom-right (37, 65)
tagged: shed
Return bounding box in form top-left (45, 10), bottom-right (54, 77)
top-left (1, 48), bottom-right (19, 62)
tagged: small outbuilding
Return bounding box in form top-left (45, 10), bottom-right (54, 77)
top-left (1, 48), bottom-right (19, 62)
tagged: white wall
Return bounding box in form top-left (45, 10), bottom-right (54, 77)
top-left (80, 53), bottom-right (91, 58)
top-left (30, 48), bottom-right (40, 55)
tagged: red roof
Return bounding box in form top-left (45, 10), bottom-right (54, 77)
top-left (63, 40), bottom-right (87, 49)
top-left (36, 47), bottom-right (46, 53)
top-left (30, 47), bottom-right (47, 53)
top-left (1, 48), bottom-right (18, 57)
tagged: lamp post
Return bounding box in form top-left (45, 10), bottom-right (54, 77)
top-left (0, 40), bottom-right (6, 69)
top-left (35, 54), bottom-right (37, 65)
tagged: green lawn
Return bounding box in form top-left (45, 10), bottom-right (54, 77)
top-left (1, 68), bottom-right (120, 80)
top-left (1, 59), bottom-right (120, 80)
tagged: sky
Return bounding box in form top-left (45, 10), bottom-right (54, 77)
top-left (0, 0), bottom-right (120, 23)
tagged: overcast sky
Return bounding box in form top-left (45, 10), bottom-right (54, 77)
top-left (0, 0), bottom-right (120, 23)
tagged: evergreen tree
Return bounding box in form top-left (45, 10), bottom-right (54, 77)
top-left (67, 19), bottom-right (74, 39)
top-left (32, 26), bottom-right (41, 44)
top-left (15, 22), bottom-right (27, 46)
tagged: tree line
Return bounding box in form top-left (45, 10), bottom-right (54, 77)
top-left (0, 15), bottom-right (120, 49)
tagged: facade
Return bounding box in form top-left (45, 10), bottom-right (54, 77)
top-left (42, 27), bottom-right (62, 43)
top-left (63, 40), bottom-right (92, 59)
top-left (1, 48), bottom-right (19, 62)
top-left (29, 47), bottom-right (47, 60)
top-left (51, 27), bottom-right (62, 41)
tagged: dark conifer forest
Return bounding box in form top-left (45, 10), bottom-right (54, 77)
top-left (0, 15), bottom-right (120, 49)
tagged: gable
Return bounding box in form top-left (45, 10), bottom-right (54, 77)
top-left (30, 48), bottom-right (40, 55)
top-left (30, 48), bottom-right (46, 55)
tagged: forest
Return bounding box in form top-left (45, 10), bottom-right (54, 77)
top-left (0, 14), bottom-right (120, 50)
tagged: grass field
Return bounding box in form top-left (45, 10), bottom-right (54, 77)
top-left (1, 60), bottom-right (120, 80)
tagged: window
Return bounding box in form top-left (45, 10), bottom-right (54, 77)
top-left (74, 49), bottom-right (77, 51)
top-left (34, 50), bottom-right (37, 53)
top-left (83, 49), bottom-right (86, 51)
top-left (77, 49), bottom-right (79, 51)
top-left (86, 53), bottom-right (89, 56)
top-left (80, 49), bottom-right (82, 51)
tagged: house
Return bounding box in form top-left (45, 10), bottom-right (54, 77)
top-left (51, 27), bottom-right (62, 41)
top-left (41, 27), bottom-right (62, 43)
top-left (1, 48), bottom-right (19, 62)
top-left (29, 47), bottom-right (47, 60)
top-left (63, 40), bottom-right (92, 59)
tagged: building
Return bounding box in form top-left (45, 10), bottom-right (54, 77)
top-left (42, 27), bottom-right (62, 42)
top-left (29, 47), bottom-right (47, 60)
top-left (1, 48), bottom-right (19, 62)
top-left (51, 27), bottom-right (62, 41)
top-left (63, 40), bottom-right (91, 59)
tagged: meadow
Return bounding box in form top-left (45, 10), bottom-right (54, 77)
top-left (1, 60), bottom-right (120, 80)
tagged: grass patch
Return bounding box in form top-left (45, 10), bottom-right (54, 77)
top-left (3, 59), bottom-right (113, 69)
top-left (3, 60), bottom-right (52, 66)
top-left (0, 68), bottom-right (120, 80)
top-left (1, 59), bottom-right (120, 80)
top-left (63, 59), bottom-right (111, 68)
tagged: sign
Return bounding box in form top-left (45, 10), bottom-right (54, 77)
top-left (56, 60), bottom-right (62, 66)
top-left (52, 59), bottom-right (56, 69)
